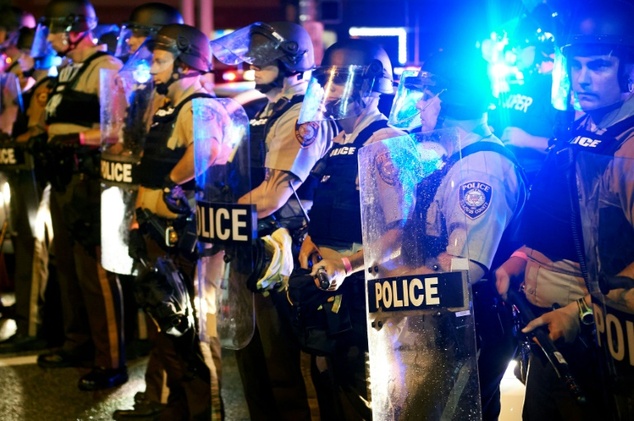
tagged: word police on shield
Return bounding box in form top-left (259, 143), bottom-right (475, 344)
top-left (368, 271), bottom-right (468, 313)
top-left (0, 146), bottom-right (30, 169)
top-left (0, 148), bottom-right (20, 165)
top-left (196, 201), bottom-right (257, 244)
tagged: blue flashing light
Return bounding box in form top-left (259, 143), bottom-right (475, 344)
top-left (132, 59), bottom-right (151, 84)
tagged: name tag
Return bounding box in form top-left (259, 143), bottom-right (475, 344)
top-left (196, 201), bottom-right (257, 244)
top-left (367, 271), bottom-right (467, 313)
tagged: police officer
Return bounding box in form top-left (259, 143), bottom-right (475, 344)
top-left (0, 21), bottom-right (56, 355)
top-left (115, 2), bottom-right (183, 62)
top-left (395, 45), bottom-right (527, 420)
top-left (489, 4), bottom-right (563, 184)
top-left (0, 6), bottom-right (25, 135)
top-left (120, 23), bottom-right (219, 420)
top-left (496, 1), bottom-right (634, 419)
top-left (33, 0), bottom-right (127, 391)
top-left (211, 21), bottom-right (335, 420)
top-left (109, 3), bottom-right (184, 416)
top-left (295, 38), bottom-right (405, 420)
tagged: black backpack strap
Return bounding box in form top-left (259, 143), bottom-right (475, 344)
top-left (172, 92), bottom-right (215, 115)
top-left (603, 114), bottom-right (634, 154)
top-left (354, 119), bottom-right (390, 146)
top-left (447, 140), bottom-right (528, 190)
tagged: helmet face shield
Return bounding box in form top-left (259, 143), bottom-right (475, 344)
top-left (115, 23), bottom-right (154, 58)
top-left (30, 22), bottom-right (53, 59)
top-left (298, 65), bottom-right (375, 123)
top-left (388, 69), bottom-right (445, 131)
top-left (210, 23), bottom-right (295, 67)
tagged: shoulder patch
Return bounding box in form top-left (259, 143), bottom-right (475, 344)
top-left (295, 120), bottom-right (319, 147)
top-left (459, 181), bottom-right (492, 219)
top-left (375, 151), bottom-right (398, 186)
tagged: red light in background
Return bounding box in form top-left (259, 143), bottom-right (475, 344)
top-left (222, 71), bottom-right (238, 82)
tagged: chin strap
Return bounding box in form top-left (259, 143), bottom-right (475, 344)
top-left (60, 31), bottom-right (91, 56)
top-left (256, 66), bottom-right (303, 94)
top-left (156, 70), bottom-right (200, 95)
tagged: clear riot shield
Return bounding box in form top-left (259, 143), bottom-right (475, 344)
top-left (100, 67), bottom-right (153, 275)
top-left (576, 151), bottom-right (634, 419)
top-left (192, 97), bottom-right (255, 349)
top-left (359, 131), bottom-right (481, 421)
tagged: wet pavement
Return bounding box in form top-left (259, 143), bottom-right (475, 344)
top-left (0, 347), bottom-right (250, 421)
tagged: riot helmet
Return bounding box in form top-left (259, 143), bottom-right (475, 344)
top-left (9, 27), bottom-right (36, 85)
top-left (154, 24), bottom-right (211, 73)
top-left (0, 6), bottom-right (22, 43)
top-left (151, 24), bottom-right (211, 95)
top-left (210, 21), bottom-right (314, 74)
top-left (31, 0), bottom-right (97, 58)
top-left (321, 39), bottom-right (393, 94)
top-left (561, 0), bottom-right (634, 93)
top-left (510, 4), bottom-right (562, 73)
top-left (298, 38), bottom-right (393, 123)
top-left (41, 0), bottom-right (97, 34)
top-left (416, 47), bottom-right (491, 121)
top-left (115, 3), bottom-right (184, 59)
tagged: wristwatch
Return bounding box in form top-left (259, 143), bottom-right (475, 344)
top-left (576, 297), bottom-right (594, 325)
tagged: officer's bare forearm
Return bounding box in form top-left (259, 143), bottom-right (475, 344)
top-left (238, 168), bottom-right (297, 218)
top-left (80, 128), bottom-right (102, 146)
top-left (168, 144), bottom-right (195, 184)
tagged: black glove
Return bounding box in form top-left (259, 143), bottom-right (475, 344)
top-left (128, 228), bottom-right (148, 262)
top-left (49, 133), bottom-right (82, 149)
top-left (162, 176), bottom-right (191, 215)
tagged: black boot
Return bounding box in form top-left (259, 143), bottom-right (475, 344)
top-left (113, 392), bottom-right (164, 420)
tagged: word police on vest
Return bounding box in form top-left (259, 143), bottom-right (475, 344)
top-left (571, 135), bottom-right (602, 148)
top-left (329, 146), bottom-right (356, 157)
top-left (593, 303), bottom-right (634, 370)
top-left (367, 271), bottom-right (468, 313)
top-left (101, 157), bottom-right (134, 183)
top-left (196, 202), bottom-right (257, 244)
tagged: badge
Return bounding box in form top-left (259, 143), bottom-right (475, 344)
top-left (375, 151), bottom-right (398, 186)
top-left (295, 121), bottom-right (319, 147)
top-left (459, 181), bottom-right (492, 219)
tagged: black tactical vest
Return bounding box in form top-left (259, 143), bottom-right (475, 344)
top-left (135, 92), bottom-right (213, 189)
top-left (308, 120), bottom-right (389, 248)
top-left (248, 94), bottom-right (304, 188)
top-left (523, 114), bottom-right (634, 262)
top-left (45, 51), bottom-right (108, 128)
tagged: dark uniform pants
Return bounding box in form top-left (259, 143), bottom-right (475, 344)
top-left (142, 234), bottom-right (216, 420)
top-left (523, 323), bottom-right (607, 421)
top-left (49, 174), bottom-right (124, 368)
top-left (235, 291), bottom-right (312, 421)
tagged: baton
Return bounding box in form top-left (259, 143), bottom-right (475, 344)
top-left (315, 267), bottom-right (330, 290)
top-left (507, 288), bottom-right (587, 404)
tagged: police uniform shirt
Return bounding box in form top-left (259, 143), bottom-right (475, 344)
top-left (0, 72), bottom-right (21, 134)
top-left (597, 96), bottom-right (634, 226)
top-left (431, 132), bottom-right (522, 270)
top-left (136, 97), bottom-right (200, 218)
top-left (263, 79), bottom-right (334, 182)
top-left (47, 44), bottom-right (122, 136)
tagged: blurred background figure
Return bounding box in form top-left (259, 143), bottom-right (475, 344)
top-left (0, 13), bottom-right (58, 355)
top-left (115, 2), bottom-right (184, 63)
top-left (486, 1), bottom-right (566, 184)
